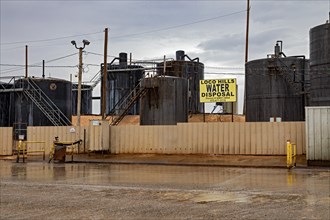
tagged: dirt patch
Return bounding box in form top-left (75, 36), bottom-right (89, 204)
top-left (72, 114), bottom-right (245, 126)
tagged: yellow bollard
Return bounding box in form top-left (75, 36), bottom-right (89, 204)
top-left (22, 141), bottom-right (26, 163)
top-left (16, 140), bottom-right (22, 163)
top-left (286, 140), bottom-right (292, 168)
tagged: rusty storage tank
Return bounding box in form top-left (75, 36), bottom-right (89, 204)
top-left (0, 82), bottom-right (14, 127)
top-left (245, 42), bottom-right (308, 122)
top-left (309, 21), bottom-right (330, 106)
top-left (157, 50), bottom-right (204, 114)
top-left (101, 52), bottom-right (144, 115)
top-left (72, 84), bottom-right (93, 115)
top-left (13, 77), bottom-right (72, 126)
top-left (140, 76), bottom-right (188, 125)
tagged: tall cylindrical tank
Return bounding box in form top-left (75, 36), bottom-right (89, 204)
top-left (14, 77), bottom-right (72, 126)
top-left (157, 51), bottom-right (204, 114)
top-left (309, 22), bottom-right (330, 106)
top-left (101, 52), bottom-right (144, 115)
top-left (72, 84), bottom-right (93, 115)
top-left (140, 77), bottom-right (188, 125)
top-left (0, 82), bottom-right (14, 127)
top-left (245, 55), bottom-right (308, 122)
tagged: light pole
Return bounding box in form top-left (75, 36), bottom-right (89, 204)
top-left (71, 39), bottom-right (90, 126)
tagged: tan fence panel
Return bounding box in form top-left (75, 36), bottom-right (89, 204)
top-left (24, 122), bottom-right (307, 156)
top-left (109, 122), bottom-right (306, 156)
top-left (27, 126), bottom-right (87, 155)
top-left (89, 121), bottom-right (110, 152)
top-left (306, 107), bottom-right (330, 162)
top-left (0, 127), bottom-right (13, 155)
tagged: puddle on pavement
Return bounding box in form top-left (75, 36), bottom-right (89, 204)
top-left (162, 191), bottom-right (250, 204)
top-left (0, 160), bottom-right (329, 194)
top-left (192, 192), bottom-right (250, 203)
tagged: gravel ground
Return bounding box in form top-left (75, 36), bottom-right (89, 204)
top-left (0, 161), bottom-right (329, 220)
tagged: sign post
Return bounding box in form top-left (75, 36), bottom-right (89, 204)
top-left (199, 78), bottom-right (237, 121)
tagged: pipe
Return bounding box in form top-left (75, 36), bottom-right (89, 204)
top-left (276, 40), bottom-right (283, 53)
top-left (25, 45), bottom-right (28, 78)
top-left (176, 50), bottom-right (185, 61)
top-left (42, 60), bottom-right (45, 78)
top-left (183, 54), bottom-right (199, 63)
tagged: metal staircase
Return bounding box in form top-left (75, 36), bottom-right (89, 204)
top-left (107, 81), bottom-right (148, 126)
top-left (268, 58), bottom-right (303, 95)
top-left (23, 78), bottom-right (72, 126)
top-left (90, 70), bottom-right (102, 89)
top-left (276, 58), bottom-right (303, 94)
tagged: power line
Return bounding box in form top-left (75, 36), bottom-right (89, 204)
top-left (204, 72), bottom-right (245, 75)
top-left (110, 9), bottom-right (247, 39)
top-left (1, 31), bottom-right (103, 46)
top-left (0, 52), bottom-right (79, 74)
top-left (205, 66), bottom-right (244, 70)
top-left (85, 51), bottom-right (117, 58)
top-left (46, 52), bottom-right (78, 63)
top-left (0, 64), bottom-right (76, 68)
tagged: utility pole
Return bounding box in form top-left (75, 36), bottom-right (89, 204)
top-left (71, 40), bottom-right (90, 126)
top-left (77, 47), bottom-right (83, 126)
top-left (243, 0), bottom-right (250, 115)
top-left (101, 28), bottom-right (109, 120)
top-left (245, 0), bottom-right (250, 63)
top-left (25, 45), bottom-right (28, 78)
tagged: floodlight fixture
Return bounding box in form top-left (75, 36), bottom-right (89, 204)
top-left (82, 39), bottom-right (90, 46)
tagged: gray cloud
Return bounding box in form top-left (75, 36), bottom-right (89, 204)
top-left (1, 0), bottom-right (329, 113)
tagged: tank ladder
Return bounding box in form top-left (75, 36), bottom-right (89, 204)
top-left (23, 78), bottom-right (72, 126)
top-left (107, 81), bottom-right (148, 126)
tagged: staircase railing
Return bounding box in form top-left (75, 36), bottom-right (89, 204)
top-left (107, 81), bottom-right (148, 126)
top-left (276, 58), bottom-right (303, 94)
top-left (24, 78), bottom-right (71, 126)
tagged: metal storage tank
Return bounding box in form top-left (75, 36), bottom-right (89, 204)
top-left (245, 42), bottom-right (308, 122)
top-left (101, 52), bottom-right (144, 115)
top-left (140, 76), bottom-right (188, 125)
top-left (14, 77), bottom-right (72, 126)
top-left (157, 50), bottom-right (204, 114)
top-left (0, 82), bottom-right (14, 127)
top-left (309, 21), bottom-right (330, 106)
top-left (72, 84), bottom-right (93, 115)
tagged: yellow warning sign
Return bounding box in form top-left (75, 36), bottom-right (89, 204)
top-left (199, 78), bottom-right (237, 103)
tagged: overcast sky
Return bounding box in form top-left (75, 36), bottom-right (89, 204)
top-left (1, 0), bottom-right (329, 114)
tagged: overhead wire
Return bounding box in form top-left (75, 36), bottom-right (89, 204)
top-left (109, 9), bottom-right (247, 40)
top-left (1, 31), bottom-right (103, 46)
top-left (0, 64), bottom-right (77, 68)
top-left (0, 52), bottom-right (79, 75)
top-left (1, 8), bottom-right (248, 76)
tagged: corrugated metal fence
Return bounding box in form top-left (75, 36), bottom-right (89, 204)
top-left (1, 122), bottom-right (306, 156)
top-left (111, 122), bottom-right (306, 155)
top-left (0, 127), bottom-right (13, 155)
top-left (27, 126), bottom-right (88, 155)
top-left (306, 107), bottom-right (330, 162)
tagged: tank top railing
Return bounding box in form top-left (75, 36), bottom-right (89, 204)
top-left (24, 78), bottom-right (72, 126)
top-left (107, 81), bottom-right (148, 126)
